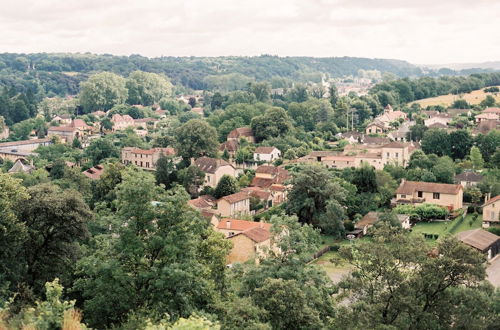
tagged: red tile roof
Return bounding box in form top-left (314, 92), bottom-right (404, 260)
top-left (396, 180), bottom-right (462, 195)
top-left (217, 218), bottom-right (272, 232)
top-left (82, 164), bottom-right (105, 180)
top-left (194, 157), bottom-right (232, 174)
top-left (234, 227), bottom-right (271, 243)
top-left (228, 127), bottom-right (254, 139)
top-left (254, 146), bottom-right (278, 154)
top-left (483, 195), bottom-right (500, 207)
top-left (219, 191), bottom-right (250, 204)
top-left (188, 195), bottom-right (217, 209)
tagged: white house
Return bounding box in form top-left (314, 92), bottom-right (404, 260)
top-left (253, 147), bottom-right (281, 163)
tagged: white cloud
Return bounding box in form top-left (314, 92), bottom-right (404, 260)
top-left (0, 0), bottom-right (499, 64)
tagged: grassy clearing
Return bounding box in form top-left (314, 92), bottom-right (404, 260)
top-left (409, 86), bottom-right (500, 107)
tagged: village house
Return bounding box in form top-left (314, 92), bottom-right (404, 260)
top-left (241, 186), bottom-right (273, 210)
top-left (253, 146), bottom-right (281, 163)
top-left (447, 108), bottom-right (472, 118)
top-left (194, 157), bottom-right (236, 188)
top-left (475, 113), bottom-right (499, 123)
top-left (457, 229), bottom-right (500, 260)
top-left (215, 218), bottom-right (272, 237)
top-left (366, 105), bottom-right (407, 134)
top-left (482, 195), bottom-right (500, 228)
top-left (226, 227), bottom-right (272, 264)
top-left (52, 114), bottom-right (72, 125)
top-left (365, 121), bottom-right (386, 134)
top-left (121, 147), bottom-right (176, 171)
top-left (454, 172), bottom-right (483, 187)
top-left (227, 127), bottom-right (255, 143)
top-left (219, 140), bottom-right (239, 158)
top-left (381, 142), bottom-right (412, 167)
top-left (251, 165), bottom-right (290, 189)
top-left (82, 164), bottom-right (105, 180)
top-left (111, 114), bottom-right (135, 131)
top-left (134, 117), bottom-right (158, 129)
top-left (424, 113), bottom-right (451, 127)
top-left (188, 195), bottom-right (217, 211)
top-left (322, 155), bottom-right (356, 169)
top-left (394, 180), bottom-right (463, 210)
top-left (482, 107), bottom-right (500, 116)
top-left (48, 119), bottom-right (93, 143)
top-left (216, 191), bottom-right (251, 217)
top-left (339, 131), bottom-right (364, 143)
top-left (355, 211), bottom-right (410, 236)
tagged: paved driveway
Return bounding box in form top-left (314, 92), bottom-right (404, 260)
top-left (486, 255), bottom-right (500, 287)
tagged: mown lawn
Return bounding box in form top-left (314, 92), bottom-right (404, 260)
top-left (411, 214), bottom-right (482, 237)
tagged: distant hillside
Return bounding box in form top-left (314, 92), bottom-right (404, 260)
top-left (423, 61), bottom-right (500, 71)
top-left (0, 53), bottom-right (423, 94)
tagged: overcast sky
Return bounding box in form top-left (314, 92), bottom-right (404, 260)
top-left (1, 0), bottom-right (499, 64)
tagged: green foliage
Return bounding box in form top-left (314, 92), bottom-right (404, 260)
top-left (75, 170), bottom-right (230, 327)
top-left (421, 129), bottom-right (450, 157)
top-left (79, 72), bottom-right (128, 112)
top-left (393, 203), bottom-right (448, 221)
top-left (126, 71), bottom-right (173, 105)
top-left (84, 137), bottom-right (120, 166)
top-left (251, 107), bottom-right (292, 142)
top-left (175, 119), bottom-right (219, 159)
top-left (470, 146), bottom-right (485, 169)
top-left (0, 279), bottom-right (86, 330)
top-left (336, 226), bottom-right (493, 329)
top-left (155, 155), bottom-right (178, 189)
top-left (214, 174), bottom-right (238, 199)
top-left (285, 165), bottom-right (347, 230)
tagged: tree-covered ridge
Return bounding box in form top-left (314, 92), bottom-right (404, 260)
top-left (0, 53), bottom-right (424, 93)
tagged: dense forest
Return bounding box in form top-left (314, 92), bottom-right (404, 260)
top-left (0, 53), bottom-right (493, 95)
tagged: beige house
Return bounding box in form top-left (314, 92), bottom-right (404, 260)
top-left (381, 142), bottom-right (411, 167)
top-left (475, 113), bottom-right (499, 123)
top-left (121, 147), bottom-right (176, 171)
top-left (366, 121), bottom-right (386, 134)
top-left (194, 157), bottom-right (236, 188)
top-left (424, 113), bottom-right (451, 127)
top-left (217, 192), bottom-right (251, 218)
top-left (322, 155), bottom-right (356, 169)
top-left (227, 127), bottom-right (255, 143)
top-left (454, 172), bottom-right (483, 187)
top-left (47, 119), bottom-right (93, 143)
top-left (111, 114), bottom-right (135, 131)
top-left (394, 180), bottom-right (463, 210)
top-left (251, 165), bottom-right (290, 189)
top-left (253, 146), bottom-right (281, 163)
top-left (482, 195), bottom-right (500, 228)
top-left (226, 227), bottom-right (272, 264)
top-left (215, 218), bottom-right (272, 237)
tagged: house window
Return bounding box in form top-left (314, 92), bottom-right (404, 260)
top-left (401, 194), bottom-right (406, 198)
top-left (395, 152), bottom-right (399, 157)
top-left (386, 152), bottom-right (390, 157)
top-left (417, 191), bottom-right (423, 198)
top-left (433, 193), bottom-right (440, 199)
top-left (146, 162), bottom-right (149, 168)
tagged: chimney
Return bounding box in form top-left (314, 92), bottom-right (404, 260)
top-left (226, 219), bottom-right (231, 229)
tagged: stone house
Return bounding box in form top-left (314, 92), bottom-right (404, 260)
top-left (194, 157), bottom-right (236, 188)
top-left (216, 192), bottom-right (251, 218)
top-left (253, 146), bottom-right (281, 163)
top-left (111, 114), bottom-right (135, 131)
top-left (365, 121), bottom-right (386, 134)
top-left (227, 127), bottom-right (255, 143)
top-left (121, 147), bottom-right (176, 171)
top-left (394, 180), bottom-right (463, 210)
top-left (454, 172), bottom-right (483, 187)
top-left (482, 195), bottom-right (500, 228)
top-left (226, 227), bottom-right (272, 264)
